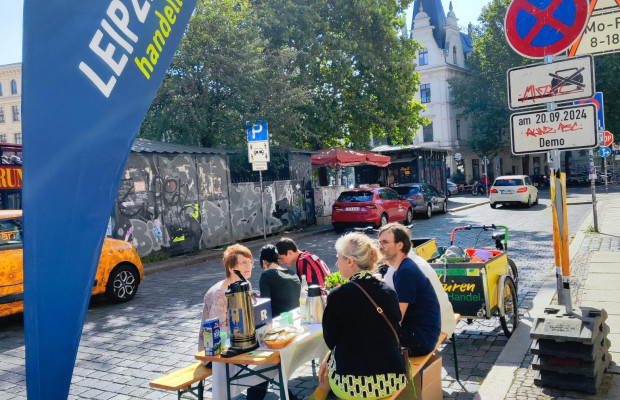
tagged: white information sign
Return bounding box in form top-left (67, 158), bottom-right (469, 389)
top-left (569, 1), bottom-right (620, 57)
top-left (507, 55), bottom-right (595, 109)
top-left (252, 161), bottom-right (268, 171)
top-left (248, 141), bottom-right (270, 163)
top-left (510, 103), bottom-right (598, 155)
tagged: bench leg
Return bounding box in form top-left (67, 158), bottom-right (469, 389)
top-left (177, 379), bottom-right (205, 400)
top-left (451, 333), bottom-right (460, 382)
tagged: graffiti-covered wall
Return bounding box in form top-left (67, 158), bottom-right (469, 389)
top-left (113, 152), bottom-right (312, 257)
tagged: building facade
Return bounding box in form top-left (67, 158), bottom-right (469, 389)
top-left (0, 63), bottom-right (22, 145)
top-left (408, 1), bottom-right (533, 183)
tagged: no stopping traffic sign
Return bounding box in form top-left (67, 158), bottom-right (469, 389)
top-left (505, 0), bottom-right (589, 58)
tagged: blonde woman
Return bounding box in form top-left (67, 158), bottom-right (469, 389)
top-left (316, 232), bottom-right (407, 400)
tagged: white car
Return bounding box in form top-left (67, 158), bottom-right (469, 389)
top-left (489, 175), bottom-right (539, 209)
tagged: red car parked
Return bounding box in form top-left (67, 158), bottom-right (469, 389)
top-left (331, 187), bottom-right (413, 233)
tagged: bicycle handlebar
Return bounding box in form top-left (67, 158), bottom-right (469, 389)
top-left (450, 224), bottom-right (509, 246)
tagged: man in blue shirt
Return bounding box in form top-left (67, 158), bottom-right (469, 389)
top-left (378, 223), bottom-right (441, 356)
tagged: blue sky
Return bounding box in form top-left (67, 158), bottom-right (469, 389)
top-left (0, 0), bottom-right (487, 65)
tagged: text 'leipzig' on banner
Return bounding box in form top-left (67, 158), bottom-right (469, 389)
top-left (22, 0), bottom-right (198, 399)
top-left (505, 0), bottom-right (589, 58)
top-left (507, 55), bottom-right (595, 109)
top-left (510, 103), bottom-right (598, 154)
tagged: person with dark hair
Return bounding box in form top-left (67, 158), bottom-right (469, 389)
top-left (258, 244), bottom-right (300, 316)
top-left (275, 237), bottom-right (331, 288)
top-left (377, 223), bottom-right (440, 356)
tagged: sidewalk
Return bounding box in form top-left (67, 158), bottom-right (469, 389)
top-left (478, 193), bottom-right (620, 399)
top-left (143, 194), bottom-right (490, 276)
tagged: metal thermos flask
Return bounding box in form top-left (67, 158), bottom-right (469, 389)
top-left (306, 284), bottom-right (325, 324)
top-left (225, 271), bottom-right (258, 351)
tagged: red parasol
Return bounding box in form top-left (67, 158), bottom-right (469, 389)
top-left (311, 147), bottom-right (390, 167)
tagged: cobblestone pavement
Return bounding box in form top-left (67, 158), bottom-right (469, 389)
top-left (0, 188), bottom-right (608, 400)
top-left (503, 195), bottom-right (620, 400)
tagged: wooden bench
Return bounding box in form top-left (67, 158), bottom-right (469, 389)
top-left (150, 362), bottom-right (212, 400)
top-left (388, 313), bottom-right (461, 399)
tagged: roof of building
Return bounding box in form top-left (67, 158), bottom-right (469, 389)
top-left (411, 0), bottom-right (448, 48)
top-left (460, 32), bottom-right (474, 54)
top-left (131, 138), bottom-right (314, 156)
top-left (371, 144), bottom-right (448, 153)
top-left (131, 138), bottom-right (235, 155)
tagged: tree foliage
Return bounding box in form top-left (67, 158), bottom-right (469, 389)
top-left (595, 53), bottom-right (620, 140)
top-left (448, 0), bottom-right (529, 158)
top-left (139, 0), bottom-right (426, 150)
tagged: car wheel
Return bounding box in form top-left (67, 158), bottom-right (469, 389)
top-left (526, 196), bottom-right (532, 208)
top-left (403, 208), bottom-right (413, 225)
top-left (446, 190), bottom-right (451, 198)
top-left (106, 264), bottom-right (140, 303)
top-left (533, 194), bottom-right (539, 205)
top-left (376, 213), bottom-right (388, 229)
top-left (442, 201), bottom-right (448, 213)
top-left (333, 223), bottom-right (344, 233)
top-left (499, 277), bottom-right (519, 338)
top-left (490, 202), bottom-right (497, 209)
top-left (425, 204), bottom-right (432, 219)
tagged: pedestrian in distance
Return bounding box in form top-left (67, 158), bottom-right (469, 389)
top-left (258, 244), bottom-right (301, 316)
top-left (378, 223), bottom-right (441, 356)
top-left (275, 237), bottom-right (331, 288)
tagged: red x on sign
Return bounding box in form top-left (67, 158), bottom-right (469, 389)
top-left (505, 0), bottom-right (589, 58)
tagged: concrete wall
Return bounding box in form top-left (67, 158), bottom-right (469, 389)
top-left (113, 152), bottom-right (312, 257)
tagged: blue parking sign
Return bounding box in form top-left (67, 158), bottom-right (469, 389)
top-left (247, 120), bottom-right (269, 141)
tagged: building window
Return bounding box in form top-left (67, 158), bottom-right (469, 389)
top-left (0, 107), bottom-right (4, 123)
top-left (11, 80), bottom-right (18, 95)
top-left (423, 123), bottom-right (434, 142)
top-left (419, 49), bottom-right (428, 66)
top-left (14, 133), bottom-right (22, 144)
top-left (420, 84), bottom-right (431, 103)
top-left (453, 47), bottom-right (457, 64)
top-left (12, 106), bottom-right (19, 121)
top-left (0, 134), bottom-right (7, 143)
top-left (456, 119), bottom-right (461, 140)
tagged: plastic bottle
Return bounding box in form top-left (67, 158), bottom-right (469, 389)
top-left (299, 275), bottom-right (308, 322)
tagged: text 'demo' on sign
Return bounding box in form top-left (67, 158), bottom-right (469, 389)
top-left (510, 103), bottom-right (598, 154)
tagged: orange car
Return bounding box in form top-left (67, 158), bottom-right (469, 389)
top-left (0, 210), bottom-right (144, 318)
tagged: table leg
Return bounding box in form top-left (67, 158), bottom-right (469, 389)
top-left (278, 364), bottom-right (286, 399)
top-left (226, 364), bottom-right (231, 400)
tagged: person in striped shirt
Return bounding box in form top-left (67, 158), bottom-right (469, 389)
top-left (275, 237), bottom-right (331, 288)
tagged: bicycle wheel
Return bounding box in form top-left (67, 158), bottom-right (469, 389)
top-left (508, 258), bottom-right (518, 284)
top-left (499, 277), bottom-right (518, 337)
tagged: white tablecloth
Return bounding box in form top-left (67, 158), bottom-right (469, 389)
top-left (211, 316), bottom-right (328, 400)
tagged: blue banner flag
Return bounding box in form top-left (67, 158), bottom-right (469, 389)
top-left (22, 0), bottom-right (197, 398)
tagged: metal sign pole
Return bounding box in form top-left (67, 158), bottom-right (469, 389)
top-left (549, 149), bottom-right (564, 307)
top-left (604, 157), bottom-right (608, 194)
top-left (589, 150), bottom-right (599, 232)
top-left (259, 170), bottom-right (266, 240)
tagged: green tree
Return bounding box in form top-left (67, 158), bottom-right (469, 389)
top-left (255, 0), bottom-right (425, 149)
top-left (139, 0), bottom-right (312, 148)
top-left (595, 53), bottom-right (620, 140)
top-left (448, 0), bottom-right (529, 158)
top-left (140, 0), bottom-right (427, 151)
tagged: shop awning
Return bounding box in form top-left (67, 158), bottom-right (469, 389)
top-left (311, 147), bottom-right (391, 168)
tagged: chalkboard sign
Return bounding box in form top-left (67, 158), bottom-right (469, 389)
top-left (434, 266), bottom-right (486, 317)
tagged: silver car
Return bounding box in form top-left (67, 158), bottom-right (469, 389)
top-left (489, 175), bottom-right (539, 209)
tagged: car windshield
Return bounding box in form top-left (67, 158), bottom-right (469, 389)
top-left (493, 179), bottom-right (524, 186)
top-left (337, 191), bottom-right (373, 202)
top-left (0, 218), bottom-right (23, 248)
top-left (392, 186), bottom-right (420, 195)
